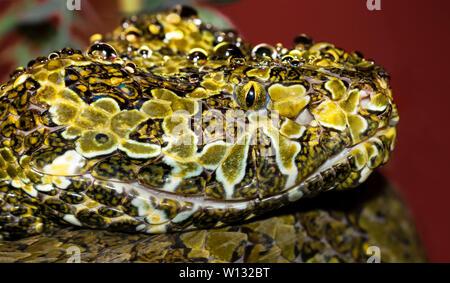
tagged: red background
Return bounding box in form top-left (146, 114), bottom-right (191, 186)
top-left (0, 0), bottom-right (449, 262)
top-left (201, 0), bottom-right (450, 262)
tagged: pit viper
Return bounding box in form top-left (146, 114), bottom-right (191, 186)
top-left (0, 6), bottom-right (424, 262)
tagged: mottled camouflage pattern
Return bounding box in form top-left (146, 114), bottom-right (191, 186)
top-left (0, 173), bottom-right (424, 262)
top-left (0, 6), bottom-right (423, 262)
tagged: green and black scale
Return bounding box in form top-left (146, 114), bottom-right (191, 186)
top-left (0, 6), bottom-right (424, 262)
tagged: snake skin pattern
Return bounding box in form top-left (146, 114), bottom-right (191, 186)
top-left (0, 6), bottom-right (420, 262)
top-left (0, 172), bottom-right (424, 262)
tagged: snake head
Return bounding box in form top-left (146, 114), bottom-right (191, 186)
top-left (0, 6), bottom-right (399, 236)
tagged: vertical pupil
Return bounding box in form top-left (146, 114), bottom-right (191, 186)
top-left (246, 85), bottom-right (256, 108)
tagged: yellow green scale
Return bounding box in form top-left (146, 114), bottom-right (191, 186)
top-left (0, 6), bottom-right (416, 263)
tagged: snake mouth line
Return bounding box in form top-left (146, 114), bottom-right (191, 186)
top-left (24, 126), bottom-right (393, 210)
top-left (94, 125), bottom-right (394, 212)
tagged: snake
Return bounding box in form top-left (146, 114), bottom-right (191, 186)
top-left (0, 6), bottom-right (424, 262)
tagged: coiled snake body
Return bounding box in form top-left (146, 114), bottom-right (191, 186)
top-left (0, 6), bottom-right (424, 262)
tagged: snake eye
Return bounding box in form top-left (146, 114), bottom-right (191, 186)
top-left (246, 86), bottom-right (256, 107)
top-left (235, 81), bottom-right (267, 110)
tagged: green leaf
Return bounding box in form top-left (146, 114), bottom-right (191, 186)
top-left (14, 44), bottom-right (32, 68)
top-left (0, 14), bottom-right (17, 38)
top-left (195, 6), bottom-right (232, 30)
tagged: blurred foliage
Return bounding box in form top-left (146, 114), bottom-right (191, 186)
top-left (0, 0), bottom-right (238, 80)
top-left (204, 0), bottom-right (240, 2)
top-left (0, 0), bottom-right (77, 67)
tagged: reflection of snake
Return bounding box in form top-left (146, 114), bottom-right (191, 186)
top-left (0, 6), bottom-right (424, 262)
